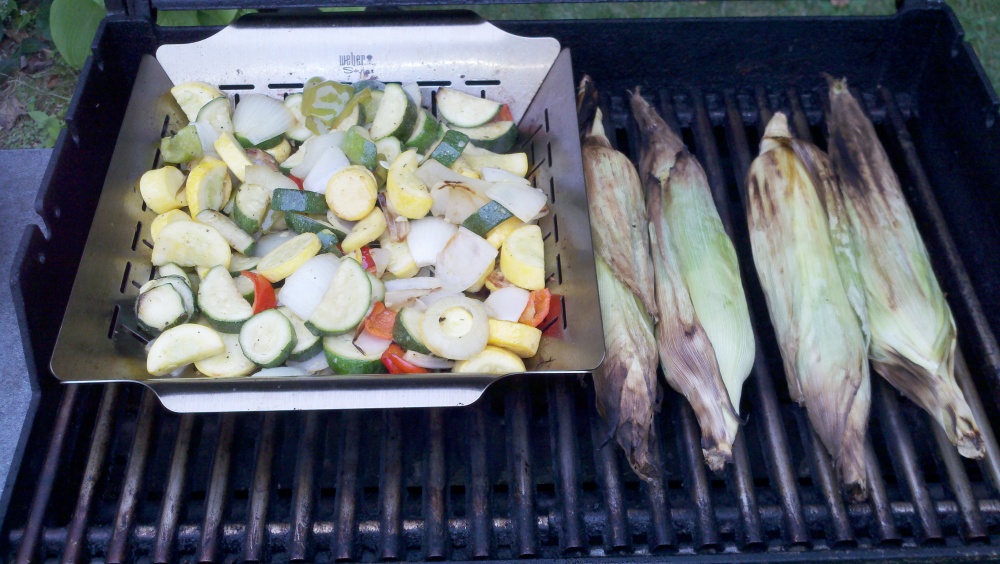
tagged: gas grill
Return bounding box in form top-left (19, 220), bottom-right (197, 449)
top-left (5, 1), bottom-right (1000, 561)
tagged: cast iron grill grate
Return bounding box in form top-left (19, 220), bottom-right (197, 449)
top-left (5, 81), bottom-right (1000, 562)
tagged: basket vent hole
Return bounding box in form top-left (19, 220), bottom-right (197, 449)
top-left (552, 214), bottom-right (559, 244)
top-left (151, 148), bottom-right (162, 170)
top-left (142, 239), bottom-right (153, 250)
top-left (465, 80), bottom-right (499, 87)
top-left (549, 177), bottom-right (555, 203)
top-left (220, 84), bottom-right (254, 91)
top-left (120, 262), bottom-right (132, 294)
top-left (159, 114), bottom-right (170, 138)
top-left (132, 280), bottom-right (142, 290)
top-left (556, 252), bottom-right (563, 285)
top-left (431, 90), bottom-right (438, 117)
top-left (547, 141), bottom-right (553, 167)
top-left (560, 294), bottom-right (567, 329)
top-left (107, 304), bottom-right (120, 339)
top-left (269, 83), bottom-right (303, 90)
top-left (544, 108), bottom-right (550, 133)
top-left (131, 221), bottom-right (143, 251)
top-left (418, 80), bottom-right (451, 87)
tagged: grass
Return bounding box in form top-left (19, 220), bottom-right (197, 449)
top-left (0, 0), bottom-right (996, 149)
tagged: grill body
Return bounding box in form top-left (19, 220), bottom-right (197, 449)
top-left (6, 4), bottom-right (1000, 561)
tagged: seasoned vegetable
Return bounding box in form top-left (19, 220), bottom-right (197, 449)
top-left (746, 112), bottom-right (871, 500)
top-left (138, 81), bottom-right (545, 378)
top-left (630, 89), bottom-right (754, 471)
top-left (577, 76), bottom-right (659, 482)
top-left (825, 76), bottom-right (983, 458)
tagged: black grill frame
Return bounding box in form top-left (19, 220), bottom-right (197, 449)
top-left (6, 4), bottom-right (1000, 561)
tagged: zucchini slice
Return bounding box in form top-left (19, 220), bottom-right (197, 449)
top-left (452, 121), bottom-right (517, 154)
top-left (271, 188), bottom-right (328, 214)
top-left (323, 333), bottom-right (387, 374)
top-left (198, 265), bottom-right (255, 333)
top-left (428, 129), bottom-right (470, 168)
top-left (136, 282), bottom-right (189, 335)
top-left (196, 210), bottom-right (256, 255)
top-left (306, 257), bottom-right (372, 335)
top-left (392, 307), bottom-right (431, 355)
top-left (436, 88), bottom-right (501, 128)
top-left (233, 183), bottom-right (271, 234)
top-left (279, 306), bottom-right (324, 361)
top-left (461, 200), bottom-right (514, 237)
top-left (239, 309), bottom-right (297, 367)
top-left (405, 109), bottom-right (443, 154)
top-left (370, 83), bottom-right (418, 141)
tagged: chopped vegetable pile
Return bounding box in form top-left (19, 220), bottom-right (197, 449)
top-left (137, 78), bottom-right (554, 378)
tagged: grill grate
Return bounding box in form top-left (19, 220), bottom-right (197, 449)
top-left (6, 81), bottom-right (1000, 562)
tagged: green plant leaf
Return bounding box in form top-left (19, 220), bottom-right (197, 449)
top-left (49, 0), bottom-right (105, 69)
top-left (157, 9), bottom-right (240, 27)
top-left (27, 110), bottom-right (49, 124)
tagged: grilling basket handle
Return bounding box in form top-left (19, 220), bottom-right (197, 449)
top-left (47, 13), bottom-right (605, 412)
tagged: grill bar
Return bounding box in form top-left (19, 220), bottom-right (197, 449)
top-left (244, 412), bottom-right (277, 562)
top-left (675, 400), bottom-right (721, 550)
top-left (62, 384), bottom-right (120, 563)
top-left (467, 404), bottom-right (491, 558)
top-left (863, 439), bottom-right (902, 545)
top-left (15, 385), bottom-right (79, 563)
top-left (643, 437), bottom-right (676, 552)
top-left (931, 416), bottom-right (986, 541)
top-left (589, 408), bottom-right (629, 552)
top-left (290, 412), bottom-right (320, 561)
top-left (198, 413), bottom-right (236, 562)
top-left (153, 413), bottom-right (195, 563)
top-left (108, 390), bottom-right (158, 564)
top-left (507, 384), bottom-right (538, 556)
top-left (875, 380), bottom-right (943, 543)
top-left (379, 410), bottom-right (403, 560)
top-left (551, 380), bottom-right (584, 554)
top-left (425, 409), bottom-right (448, 559)
top-left (333, 412), bottom-right (360, 561)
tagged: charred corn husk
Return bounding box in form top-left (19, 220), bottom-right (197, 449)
top-left (746, 112), bottom-right (871, 500)
top-left (579, 76), bottom-right (660, 481)
top-left (630, 89), bottom-right (755, 471)
top-left (826, 77), bottom-right (983, 459)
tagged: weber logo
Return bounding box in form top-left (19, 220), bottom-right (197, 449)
top-left (340, 53), bottom-right (375, 78)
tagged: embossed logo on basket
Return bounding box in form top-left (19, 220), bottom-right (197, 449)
top-left (340, 52), bottom-right (376, 79)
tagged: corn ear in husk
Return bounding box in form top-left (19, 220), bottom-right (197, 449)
top-left (630, 89), bottom-right (754, 471)
top-left (825, 77), bottom-right (983, 459)
top-left (746, 112), bottom-right (871, 500)
top-left (579, 76), bottom-right (661, 481)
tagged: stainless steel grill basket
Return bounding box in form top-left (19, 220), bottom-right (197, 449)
top-left (50, 13), bottom-right (604, 412)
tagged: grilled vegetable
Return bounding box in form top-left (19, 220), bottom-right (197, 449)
top-left (825, 77), bottom-right (983, 458)
top-left (578, 76), bottom-right (660, 481)
top-left (630, 89), bottom-right (755, 471)
top-left (746, 112), bottom-right (871, 500)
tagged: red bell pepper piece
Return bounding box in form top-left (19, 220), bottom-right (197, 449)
top-left (363, 302), bottom-right (397, 340)
top-left (518, 288), bottom-right (552, 328)
top-left (381, 343), bottom-right (428, 374)
top-left (241, 271), bottom-right (277, 314)
top-left (359, 246), bottom-right (378, 275)
top-left (289, 175), bottom-right (305, 190)
top-left (493, 104), bottom-right (514, 123)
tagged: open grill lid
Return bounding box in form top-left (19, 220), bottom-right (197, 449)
top-left (6, 3), bottom-right (1000, 562)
